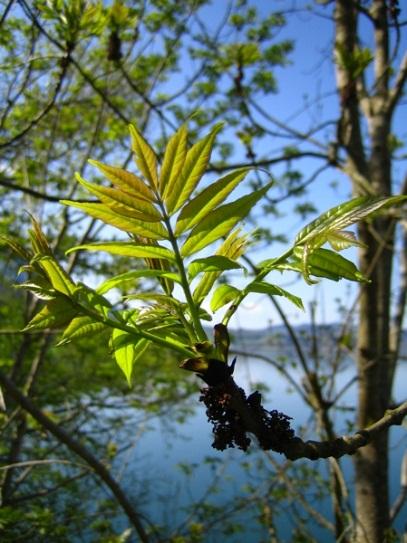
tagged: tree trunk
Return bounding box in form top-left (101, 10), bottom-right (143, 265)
top-left (334, 1), bottom-right (396, 541)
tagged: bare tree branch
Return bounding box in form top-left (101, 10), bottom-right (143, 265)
top-left (0, 369), bottom-right (150, 543)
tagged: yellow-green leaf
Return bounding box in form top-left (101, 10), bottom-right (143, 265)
top-left (165, 123), bottom-right (223, 214)
top-left (58, 316), bottom-right (105, 345)
top-left (160, 124), bottom-right (187, 194)
top-left (88, 159), bottom-right (155, 202)
top-left (75, 174), bottom-right (162, 222)
top-left (67, 242), bottom-right (176, 262)
top-left (246, 281), bottom-right (304, 310)
top-left (129, 124), bottom-right (159, 188)
top-left (210, 284), bottom-right (240, 312)
top-left (61, 201), bottom-right (168, 240)
top-left (175, 168), bottom-right (250, 235)
top-left (193, 230), bottom-right (249, 304)
top-left (38, 256), bottom-right (76, 295)
top-left (111, 329), bottom-right (149, 385)
top-left (188, 256), bottom-right (243, 280)
top-left (23, 298), bottom-right (77, 331)
top-left (97, 269), bottom-right (182, 295)
top-left (181, 182), bottom-right (271, 257)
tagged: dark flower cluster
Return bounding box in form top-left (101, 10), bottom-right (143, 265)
top-left (200, 384), bottom-right (251, 451)
top-left (199, 385), bottom-right (295, 453)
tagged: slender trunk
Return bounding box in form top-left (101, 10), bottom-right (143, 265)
top-left (335, 1), bottom-right (396, 541)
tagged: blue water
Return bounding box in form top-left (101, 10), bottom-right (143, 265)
top-left (112, 354), bottom-right (407, 541)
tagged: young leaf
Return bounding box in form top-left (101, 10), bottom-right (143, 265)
top-left (88, 159), bottom-right (155, 202)
top-left (245, 281), bottom-right (304, 310)
top-left (23, 298), bottom-right (78, 331)
top-left (75, 174), bottom-right (162, 222)
top-left (97, 269), bottom-right (182, 295)
top-left (181, 182), bottom-right (271, 257)
top-left (38, 256), bottom-right (76, 296)
top-left (61, 201), bottom-right (168, 240)
top-left (175, 168), bottom-right (250, 235)
top-left (129, 124), bottom-right (159, 189)
top-left (210, 284), bottom-right (240, 312)
top-left (164, 123), bottom-right (223, 214)
top-left (188, 255), bottom-right (244, 280)
top-left (295, 196), bottom-right (407, 247)
top-left (193, 230), bottom-right (249, 304)
top-left (293, 247), bottom-right (368, 283)
top-left (67, 242), bottom-right (176, 262)
top-left (159, 124), bottom-right (188, 194)
top-left (58, 316), bottom-right (106, 345)
top-left (111, 329), bottom-right (149, 385)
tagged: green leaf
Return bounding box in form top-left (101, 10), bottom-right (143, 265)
top-left (88, 159), bottom-right (155, 202)
top-left (293, 247), bottom-right (368, 283)
top-left (210, 284), bottom-right (240, 312)
top-left (129, 124), bottom-right (159, 189)
top-left (181, 182), bottom-right (271, 257)
top-left (245, 281), bottom-right (304, 310)
top-left (326, 230), bottom-right (365, 251)
top-left (57, 316), bottom-right (106, 345)
top-left (75, 174), bottom-right (162, 222)
top-left (188, 256), bottom-right (244, 280)
top-left (159, 124), bottom-right (188, 194)
top-left (111, 329), bottom-right (149, 385)
top-left (124, 292), bottom-right (183, 310)
top-left (164, 123), bottom-right (223, 214)
top-left (23, 298), bottom-right (78, 331)
top-left (295, 196), bottom-right (407, 247)
top-left (193, 230), bottom-right (249, 304)
top-left (72, 283), bottom-right (112, 317)
top-left (67, 242), bottom-right (176, 262)
top-left (97, 269), bottom-right (182, 295)
top-left (175, 168), bottom-right (250, 235)
top-left (61, 201), bottom-right (168, 240)
top-left (38, 256), bottom-right (76, 295)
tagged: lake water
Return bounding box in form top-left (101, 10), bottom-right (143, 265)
top-left (112, 349), bottom-right (407, 542)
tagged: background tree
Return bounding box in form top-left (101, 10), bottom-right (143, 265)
top-left (0, 1), bottom-right (406, 542)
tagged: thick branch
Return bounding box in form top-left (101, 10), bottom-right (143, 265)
top-left (201, 377), bottom-right (407, 461)
top-left (0, 370), bottom-right (150, 543)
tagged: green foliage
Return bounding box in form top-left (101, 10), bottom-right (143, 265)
top-left (5, 126), bottom-right (406, 385)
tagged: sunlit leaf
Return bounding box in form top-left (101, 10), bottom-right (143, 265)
top-left (38, 256), bottom-right (76, 295)
top-left (58, 316), bottom-right (106, 345)
top-left (245, 281), bottom-right (304, 310)
top-left (295, 196), bottom-right (407, 247)
top-left (129, 124), bottom-right (159, 188)
top-left (97, 269), bottom-right (182, 295)
top-left (293, 247), bottom-right (368, 283)
top-left (88, 159), bottom-right (155, 202)
top-left (164, 123), bottom-right (223, 214)
top-left (124, 292), bottom-right (183, 310)
top-left (193, 230), bottom-right (249, 304)
top-left (327, 230), bottom-right (366, 251)
top-left (61, 201), bottom-right (168, 239)
top-left (160, 124), bottom-right (187, 194)
top-left (111, 329), bottom-right (149, 385)
top-left (175, 168), bottom-right (250, 235)
top-left (188, 255), bottom-right (244, 280)
top-left (210, 284), bottom-right (240, 312)
top-left (67, 242), bottom-right (176, 262)
top-left (75, 174), bottom-right (162, 222)
top-left (23, 298), bottom-right (78, 331)
top-left (181, 182), bottom-right (271, 257)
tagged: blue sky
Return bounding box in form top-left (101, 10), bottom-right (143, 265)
top-left (204, 0), bottom-right (407, 330)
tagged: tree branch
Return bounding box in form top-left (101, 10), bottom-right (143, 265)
top-left (388, 51), bottom-right (407, 116)
top-left (0, 370), bottom-right (150, 543)
top-left (200, 376), bottom-right (407, 461)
